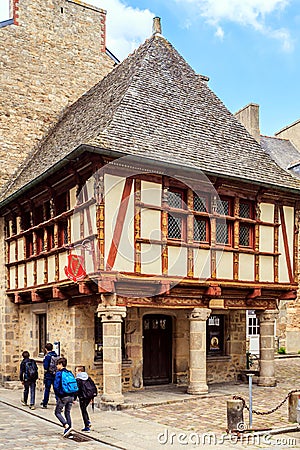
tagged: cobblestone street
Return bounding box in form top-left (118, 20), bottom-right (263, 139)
top-left (124, 357), bottom-right (300, 435)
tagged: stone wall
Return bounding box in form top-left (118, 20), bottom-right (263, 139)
top-left (0, 0), bottom-right (114, 188)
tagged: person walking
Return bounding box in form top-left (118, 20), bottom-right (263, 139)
top-left (75, 366), bottom-right (98, 432)
top-left (20, 351), bottom-right (38, 410)
top-left (54, 357), bottom-right (78, 437)
top-left (41, 342), bottom-right (58, 408)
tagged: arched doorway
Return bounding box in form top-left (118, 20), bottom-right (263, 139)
top-left (143, 314), bottom-right (172, 386)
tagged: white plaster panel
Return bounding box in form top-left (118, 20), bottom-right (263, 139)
top-left (260, 203), bottom-right (274, 223)
top-left (10, 266), bottom-right (16, 289)
top-left (84, 203), bottom-right (97, 237)
top-left (259, 256), bottom-right (274, 282)
top-left (18, 265), bottom-right (25, 288)
top-left (84, 241), bottom-right (95, 275)
top-left (71, 212), bottom-right (81, 242)
top-left (37, 259), bottom-right (44, 285)
top-left (141, 244), bottom-right (162, 275)
top-left (17, 238), bottom-right (24, 260)
top-left (141, 209), bottom-right (161, 240)
top-left (26, 261), bottom-right (34, 287)
top-left (141, 181), bottom-right (162, 206)
top-left (85, 176), bottom-right (94, 200)
top-left (216, 251), bottom-right (233, 279)
top-left (47, 255), bottom-right (56, 283)
top-left (9, 241), bottom-right (16, 263)
top-left (104, 174), bottom-right (125, 263)
top-left (239, 254), bottom-right (255, 281)
top-left (59, 252), bottom-right (68, 280)
top-left (193, 249), bottom-right (210, 280)
top-left (114, 186), bottom-right (135, 273)
top-left (259, 226), bottom-right (274, 252)
top-left (168, 246), bottom-right (187, 277)
top-left (69, 187), bottom-right (77, 209)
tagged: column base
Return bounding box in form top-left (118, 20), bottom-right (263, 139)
top-left (101, 393), bottom-right (124, 406)
top-left (187, 383), bottom-right (209, 395)
top-left (257, 377), bottom-right (276, 387)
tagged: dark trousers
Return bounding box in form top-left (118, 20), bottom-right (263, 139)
top-left (55, 396), bottom-right (73, 428)
top-left (42, 375), bottom-right (55, 406)
top-left (79, 397), bottom-right (91, 427)
top-left (23, 380), bottom-right (36, 406)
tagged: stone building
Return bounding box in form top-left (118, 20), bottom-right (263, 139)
top-left (0, 0), bottom-right (115, 188)
top-left (235, 104), bottom-right (300, 355)
top-left (1, 14), bottom-right (300, 408)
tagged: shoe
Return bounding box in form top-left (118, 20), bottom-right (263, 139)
top-left (87, 421), bottom-right (91, 427)
top-left (81, 427), bottom-right (90, 432)
top-left (41, 405), bottom-right (47, 409)
top-left (29, 405), bottom-right (36, 410)
top-left (21, 400), bottom-right (27, 406)
top-left (63, 426), bottom-right (73, 437)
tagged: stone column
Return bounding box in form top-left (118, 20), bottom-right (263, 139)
top-left (187, 307), bottom-right (211, 394)
top-left (257, 309), bottom-right (278, 387)
top-left (97, 304), bottom-right (126, 408)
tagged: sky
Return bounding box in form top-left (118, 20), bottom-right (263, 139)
top-left (0, 0), bottom-right (300, 136)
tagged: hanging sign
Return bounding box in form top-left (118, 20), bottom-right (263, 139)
top-left (64, 254), bottom-right (86, 282)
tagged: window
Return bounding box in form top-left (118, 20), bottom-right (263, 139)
top-left (207, 314), bottom-right (224, 356)
top-left (58, 221), bottom-right (68, 247)
top-left (248, 315), bottom-right (260, 336)
top-left (216, 197), bottom-right (233, 246)
top-left (26, 233), bottom-right (34, 258)
top-left (38, 314), bottom-right (47, 355)
top-left (36, 229), bottom-right (45, 254)
top-left (194, 217), bottom-right (208, 242)
top-left (94, 314), bottom-right (126, 361)
top-left (239, 201), bottom-right (254, 248)
top-left (193, 194), bottom-right (208, 212)
top-left (167, 188), bottom-right (186, 240)
top-left (47, 225), bottom-right (55, 250)
top-left (56, 192), bottom-right (69, 215)
top-left (33, 204), bottom-right (44, 226)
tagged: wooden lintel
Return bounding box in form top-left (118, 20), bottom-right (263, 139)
top-left (31, 290), bottom-right (43, 302)
top-left (52, 286), bottom-right (67, 300)
top-left (279, 290), bottom-right (297, 300)
top-left (78, 282), bottom-right (93, 295)
top-left (246, 288), bottom-right (261, 300)
top-left (14, 293), bottom-right (22, 304)
top-left (157, 281), bottom-right (170, 295)
top-left (98, 279), bottom-right (115, 293)
top-left (205, 285), bottom-right (221, 297)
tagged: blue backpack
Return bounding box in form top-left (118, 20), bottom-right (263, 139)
top-left (61, 370), bottom-right (78, 394)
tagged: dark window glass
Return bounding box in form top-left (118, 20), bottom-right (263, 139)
top-left (26, 233), bottom-right (33, 258)
top-left (168, 191), bottom-right (183, 209)
top-left (47, 225), bottom-right (54, 250)
top-left (94, 314), bottom-right (126, 360)
top-left (38, 314), bottom-right (47, 355)
top-left (34, 205), bottom-right (43, 225)
top-left (239, 224), bottom-right (251, 247)
top-left (58, 221), bottom-right (68, 247)
top-left (239, 202), bottom-right (251, 218)
top-left (168, 214), bottom-right (182, 239)
top-left (56, 192), bottom-right (68, 216)
top-left (216, 221), bottom-right (229, 244)
top-left (36, 229), bottom-right (45, 254)
top-left (193, 195), bottom-right (207, 212)
top-left (217, 199), bottom-right (230, 216)
top-left (194, 217), bottom-right (207, 241)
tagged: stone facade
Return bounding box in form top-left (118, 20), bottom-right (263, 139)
top-left (0, 0), bottom-right (114, 188)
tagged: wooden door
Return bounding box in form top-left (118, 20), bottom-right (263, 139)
top-left (143, 314), bottom-right (172, 386)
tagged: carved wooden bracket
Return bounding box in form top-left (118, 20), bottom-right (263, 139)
top-left (204, 285), bottom-right (221, 297)
top-left (246, 288), bottom-right (261, 300)
top-left (279, 290), bottom-right (297, 300)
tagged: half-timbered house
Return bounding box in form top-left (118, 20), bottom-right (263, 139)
top-left (1, 19), bottom-right (300, 407)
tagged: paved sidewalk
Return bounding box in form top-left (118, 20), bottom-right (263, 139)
top-left (0, 357), bottom-right (300, 449)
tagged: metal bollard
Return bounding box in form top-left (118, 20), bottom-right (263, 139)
top-left (288, 393), bottom-right (300, 423)
top-left (227, 399), bottom-right (244, 432)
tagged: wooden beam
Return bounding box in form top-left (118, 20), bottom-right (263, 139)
top-left (52, 286), bottom-right (67, 300)
top-left (106, 178), bottom-right (133, 271)
top-left (31, 290), bottom-right (43, 302)
top-left (246, 288), bottom-right (261, 299)
top-left (279, 290), bottom-right (297, 300)
top-left (279, 205), bottom-right (293, 283)
top-left (204, 285), bottom-right (221, 297)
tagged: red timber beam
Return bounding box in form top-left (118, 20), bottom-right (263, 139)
top-left (106, 178), bottom-right (133, 271)
top-left (279, 205), bottom-right (293, 283)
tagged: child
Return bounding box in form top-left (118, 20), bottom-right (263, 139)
top-left (75, 366), bottom-right (98, 432)
top-left (19, 351), bottom-right (38, 410)
top-left (54, 357), bottom-right (77, 437)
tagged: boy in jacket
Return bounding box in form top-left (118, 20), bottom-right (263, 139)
top-left (41, 342), bottom-right (58, 408)
top-left (54, 357), bottom-right (75, 437)
top-left (19, 350), bottom-right (38, 409)
top-left (75, 366), bottom-right (96, 432)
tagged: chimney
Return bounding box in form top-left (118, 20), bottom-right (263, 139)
top-left (234, 103), bottom-right (260, 143)
top-left (152, 17), bottom-right (162, 35)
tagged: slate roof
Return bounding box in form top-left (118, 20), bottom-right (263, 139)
top-left (260, 136), bottom-right (300, 171)
top-left (2, 33), bottom-right (300, 204)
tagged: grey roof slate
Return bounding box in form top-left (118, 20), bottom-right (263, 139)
top-left (260, 135), bottom-right (300, 171)
top-left (2, 34), bottom-right (300, 203)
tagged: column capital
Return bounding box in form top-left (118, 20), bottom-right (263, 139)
top-left (257, 309), bottom-right (278, 324)
top-left (97, 305), bottom-right (127, 323)
top-left (189, 307), bottom-right (211, 322)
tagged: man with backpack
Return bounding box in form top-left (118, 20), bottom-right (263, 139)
top-left (54, 357), bottom-right (78, 437)
top-left (75, 366), bottom-right (98, 432)
top-left (41, 342), bottom-right (58, 409)
top-left (20, 350), bottom-right (38, 410)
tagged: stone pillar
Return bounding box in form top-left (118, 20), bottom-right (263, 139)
top-left (97, 304), bottom-right (126, 408)
top-left (257, 309), bottom-right (278, 387)
top-left (187, 307), bottom-right (211, 394)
